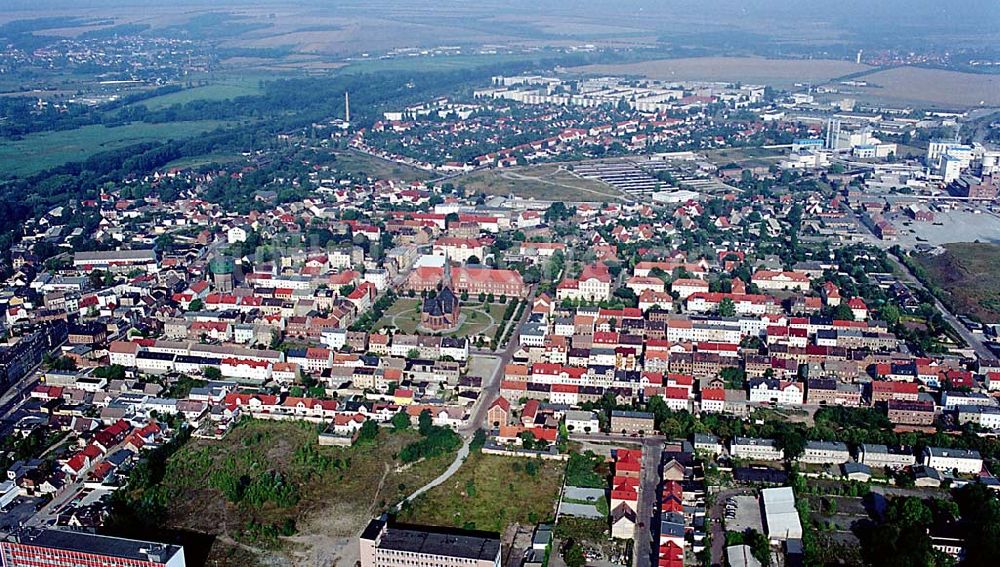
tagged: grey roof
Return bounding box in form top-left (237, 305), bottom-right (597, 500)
top-left (925, 446), bottom-right (982, 459)
top-left (74, 249), bottom-right (156, 262)
top-left (693, 433), bottom-right (720, 444)
top-left (842, 462), bottom-right (872, 476)
top-left (804, 440), bottom-right (849, 452)
top-left (378, 524), bottom-right (501, 561)
top-left (611, 410), bottom-right (654, 419)
top-left (22, 530), bottom-right (183, 562)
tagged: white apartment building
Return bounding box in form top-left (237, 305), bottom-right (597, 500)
top-left (799, 441), bottom-right (851, 465)
top-left (922, 447), bottom-right (983, 475)
top-left (730, 437), bottom-right (784, 461)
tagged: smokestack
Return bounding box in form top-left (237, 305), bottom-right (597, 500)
top-left (345, 91), bottom-right (351, 123)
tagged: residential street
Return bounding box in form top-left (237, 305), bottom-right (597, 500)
top-left (634, 437), bottom-right (664, 567)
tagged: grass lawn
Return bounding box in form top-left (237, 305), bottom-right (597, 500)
top-left (0, 120), bottom-right (234, 177)
top-left (916, 242), bottom-right (1000, 323)
top-left (455, 164), bottom-right (623, 203)
top-left (374, 298), bottom-right (421, 333)
top-left (398, 452), bottom-right (564, 533)
top-left (114, 419), bottom-right (458, 567)
top-left (453, 302), bottom-right (508, 338)
top-left (333, 150), bottom-right (433, 182)
top-left (374, 297), bottom-right (509, 338)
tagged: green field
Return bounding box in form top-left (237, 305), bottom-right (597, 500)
top-left (399, 452), bottom-right (564, 532)
top-left (332, 150), bottom-right (434, 182)
top-left (136, 80), bottom-right (264, 110)
top-left (0, 120), bottom-right (234, 177)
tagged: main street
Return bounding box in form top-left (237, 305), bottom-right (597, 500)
top-left (0, 339), bottom-right (67, 437)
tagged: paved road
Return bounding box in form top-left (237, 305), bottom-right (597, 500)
top-left (0, 343), bottom-right (66, 437)
top-left (569, 432), bottom-right (665, 445)
top-left (634, 437), bottom-right (664, 567)
top-left (460, 289), bottom-right (537, 434)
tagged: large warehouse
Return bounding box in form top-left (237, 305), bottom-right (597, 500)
top-left (761, 486), bottom-right (803, 541)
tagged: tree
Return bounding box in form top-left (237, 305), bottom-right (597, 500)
top-left (50, 356), bottom-right (77, 371)
top-left (833, 303), bottom-right (855, 321)
top-left (720, 367), bottom-right (745, 389)
top-left (718, 297), bottom-right (736, 317)
top-left (774, 429), bottom-right (806, 461)
top-left (519, 431), bottom-right (538, 450)
top-left (881, 304), bottom-right (901, 326)
top-left (418, 409), bottom-right (433, 436)
top-left (187, 298), bottom-right (204, 311)
top-left (391, 411), bottom-right (410, 431)
top-left (466, 255), bottom-right (480, 265)
top-left (203, 366), bottom-right (222, 380)
top-left (563, 542), bottom-right (585, 567)
top-left (357, 419), bottom-right (379, 442)
top-left (406, 348), bottom-right (421, 360)
top-left (888, 497), bottom-right (933, 529)
top-left (954, 483), bottom-right (1000, 565)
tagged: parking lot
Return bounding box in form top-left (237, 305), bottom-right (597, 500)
top-left (893, 209), bottom-right (1000, 247)
top-left (724, 494), bottom-right (764, 534)
top-left (0, 497), bottom-right (45, 534)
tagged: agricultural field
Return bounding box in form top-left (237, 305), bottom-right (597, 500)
top-left (110, 419), bottom-right (461, 567)
top-left (0, 120), bottom-right (233, 177)
top-left (456, 164), bottom-right (623, 203)
top-left (331, 151), bottom-right (434, 182)
top-left (848, 66), bottom-right (1000, 109)
top-left (398, 452), bottom-right (564, 533)
top-left (570, 57), bottom-right (870, 88)
top-left (915, 242), bottom-right (1000, 323)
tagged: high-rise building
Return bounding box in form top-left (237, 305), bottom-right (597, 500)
top-left (0, 530), bottom-right (185, 567)
top-left (360, 518), bottom-right (502, 567)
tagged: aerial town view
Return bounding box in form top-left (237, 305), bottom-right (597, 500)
top-left (1, 0), bottom-right (1000, 566)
